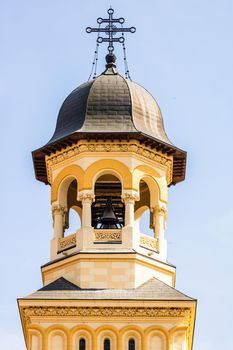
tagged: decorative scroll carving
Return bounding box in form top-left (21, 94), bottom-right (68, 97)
top-left (22, 306), bottom-right (191, 325)
top-left (94, 229), bottom-right (122, 242)
top-left (155, 205), bottom-right (167, 216)
top-left (58, 233), bottom-right (76, 252)
top-left (122, 192), bottom-right (139, 203)
top-left (140, 234), bottom-right (158, 251)
top-left (77, 193), bottom-right (95, 203)
top-left (46, 141), bottom-right (173, 184)
top-left (52, 205), bottom-right (67, 216)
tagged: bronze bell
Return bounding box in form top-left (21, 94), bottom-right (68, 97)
top-left (99, 197), bottom-right (120, 229)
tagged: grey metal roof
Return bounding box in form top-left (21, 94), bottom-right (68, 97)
top-left (24, 277), bottom-right (194, 301)
top-left (48, 66), bottom-right (172, 145)
top-left (32, 62), bottom-right (187, 185)
top-left (38, 277), bottom-right (82, 291)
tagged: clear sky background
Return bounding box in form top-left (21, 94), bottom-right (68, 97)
top-left (1, 1), bottom-right (233, 349)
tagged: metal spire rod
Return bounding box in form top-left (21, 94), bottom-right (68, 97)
top-left (86, 8), bottom-right (136, 53)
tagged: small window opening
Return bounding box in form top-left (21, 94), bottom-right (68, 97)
top-left (79, 338), bottom-right (86, 350)
top-left (129, 338), bottom-right (135, 350)
top-left (104, 338), bottom-right (111, 350)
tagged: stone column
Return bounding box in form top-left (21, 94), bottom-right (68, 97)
top-left (121, 191), bottom-right (139, 250)
top-left (154, 205), bottom-right (167, 251)
top-left (52, 205), bottom-right (67, 239)
top-left (122, 193), bottom-right (139, 227)
top-left (78, 193), bottom-right (95, 228)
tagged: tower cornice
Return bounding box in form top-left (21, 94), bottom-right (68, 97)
top-left (36, 139), bottom-right (177, 186)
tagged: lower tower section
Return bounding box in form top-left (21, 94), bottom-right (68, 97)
top-left (18, 278), bottom-right (196, 350)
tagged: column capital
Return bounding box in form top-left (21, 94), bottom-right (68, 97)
top-left (77, 191), bottom-right (95, 203)
top-left (79, 191), bottom-right (94, 228)
top-left (52, 205), bottom-right (67, 239)
top-left (154, 205), bottom-right (167, 216)
top-left (52, 204), bottom-right (67, 216)
top-left (122, 191), bottom-right (139, 203)
top-left (153, 205), bottom-right (167, 230)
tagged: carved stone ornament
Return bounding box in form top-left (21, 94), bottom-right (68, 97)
top-left (58, 233), bottom-right (76, 252)
top-left (52, 205), bottom-right (67, 220)
top-left (140, 235), bottom-right (158, 251)
top-left (45, 141), bottom-right (173, 184)
top-left (94, 230), bottom-right (122, 242)
top-left (22, 306), bottom-right (191, 325)
top-left (122, 192), bottom-right (140, 203)
top-left (155, 205), bottom-right (167, 216)
top-left (77, 193), bottom-right (95, 202)
top-left (154, 205), bottom-right (167, 229)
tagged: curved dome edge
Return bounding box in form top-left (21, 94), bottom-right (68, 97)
top-left (125, 79), bottom-right (173, 146)
top-left (47, 80), bottom-right (95, 145)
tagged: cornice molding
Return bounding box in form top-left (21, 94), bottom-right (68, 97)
top-left (45, 141), bottom-right (173, 184)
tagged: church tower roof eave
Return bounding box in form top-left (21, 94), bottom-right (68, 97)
top-left (19, 277), bottom-right (196, 301)
top-left (32, 130), bottom-right (186, 185)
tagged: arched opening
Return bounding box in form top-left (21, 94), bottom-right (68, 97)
top-left (79, 338), bottom-right (86, 350)
top-left (64, 180), bottom-right (82, 236)
top-left (64, 207), bottom-right (81, 236)
top-left (73, 330), bottom-right (92, 350)
top-left (104, 338), bottom-right (111, 350)
top-left (135, 180), bottom-right (154, 237)
top-left (128, 338), bottom-right (135, 350)
top-left (92, 174), bottom-right (124, 229)
top-left (139, 210), bottom-right (154, 237)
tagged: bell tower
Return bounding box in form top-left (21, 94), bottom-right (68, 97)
top-left (18, 8), bottom-right (196, 350)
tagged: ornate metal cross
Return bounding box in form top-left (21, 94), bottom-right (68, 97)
top-left (86, 8), bottom-right (136, 53)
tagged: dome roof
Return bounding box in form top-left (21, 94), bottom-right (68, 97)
top-left (32, 55), bottom-right (186, 185)
top-left (48, 64), bottom-right (172, 146)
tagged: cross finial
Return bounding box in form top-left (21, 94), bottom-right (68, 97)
top-left (86, 8), bottom-right (136, 54)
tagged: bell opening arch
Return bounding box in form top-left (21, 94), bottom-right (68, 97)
top-left (92, 173), bottom-right (124, 229)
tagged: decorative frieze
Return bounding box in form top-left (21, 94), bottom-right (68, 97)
top-left (22, 306), bottom-right (191, 325)
top-left (58, 233), bottom-right (76, 252)
top-left (45, 141), bottom-right (173, 184)
top-left (140, 234), bottom-right (158, 251)
top-left (94, 229), bottom-right (122, 243)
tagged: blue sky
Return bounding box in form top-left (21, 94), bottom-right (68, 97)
top-left (1, 1), bottom-right (233, 349)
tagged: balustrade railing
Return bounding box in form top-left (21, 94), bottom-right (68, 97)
top-left (140, 233), bottom-right (158, 251)
top-left (94, 229), bottom-right (122, 243)
top-left (58, 233), bottom-right (76, 252)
